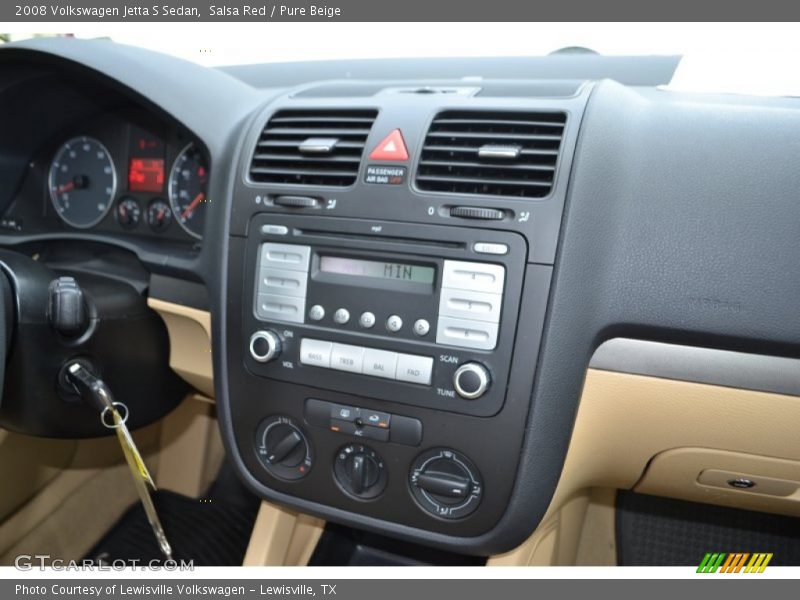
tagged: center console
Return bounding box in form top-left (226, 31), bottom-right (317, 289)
top-left (219, 82), bottom-right (590, 552)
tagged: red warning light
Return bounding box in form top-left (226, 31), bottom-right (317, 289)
top-left (369, 129), bottom-right (409, 161)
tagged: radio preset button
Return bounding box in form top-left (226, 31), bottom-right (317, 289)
top-left (259, 267), bottom-right (308, 298)
top-left (299, 339), bottom-right (333, 368)
top-left (359, 311), bottom-right (376, 329)
top-left (331, 343), bottom-right (365, 373)
top-left (256, 293), bottom-right (305, 324)
top-left (442, 260), bottom-right (505, 294)
top-left (308, 305), bottom-right (325, 321)
top-left (333, 308), bottom-right (351, 325)
top-left (439, 288), bottom-right (502, 323)
top-left (386, 315), bottom-right (403, 332)
top-left (413, 319), bottom-right (430, 337)
top-left (436, 316), bottom-right (499, 350)
top-left (260, 243), bottom-right (311, 272)
top-left (362, 348), bottom-right (398, 379)
top-left (396, 354), bottom-right (434, 385)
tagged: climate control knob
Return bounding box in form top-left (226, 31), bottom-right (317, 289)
top-left (453, 362), bottom-right (490, 399)
top-left (334, 444), bottom-right (388, 500)
top-left (249, 330), bottom-right (281, 363)
top-left (255, 416), bottom-right (312, 480)
top-left (410, 448), bottom-right (482, 519)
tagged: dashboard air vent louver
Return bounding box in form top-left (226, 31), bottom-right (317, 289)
top-left (250, 109), bottom-right (378, 187)
top-left (416, 110), bottom-right (567, 198)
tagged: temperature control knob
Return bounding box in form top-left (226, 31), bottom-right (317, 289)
top-left (255, 416), bottom-right (312, 480)
top-left (410, 448), bottom-right (482, 519)
top-left (334, 444), bottom-right (388, 500)
top-left (453, 363), bottom-right (491, 399)
top-left (249, 330), bottom-right (281, 363)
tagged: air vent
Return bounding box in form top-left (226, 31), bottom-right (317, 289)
top-left (416, 110), bottom-right (567, 198)
top-left (250, 109), bottom-right (378, 187)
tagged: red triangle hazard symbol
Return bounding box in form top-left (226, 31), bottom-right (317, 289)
top-left (369, 129), bottom-right (409, 161)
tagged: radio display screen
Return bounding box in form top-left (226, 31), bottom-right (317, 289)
top-left (319, 256), bottom-right (435, 285)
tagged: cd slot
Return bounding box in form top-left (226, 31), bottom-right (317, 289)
top-left (293, 228), bottom-right (464, 250)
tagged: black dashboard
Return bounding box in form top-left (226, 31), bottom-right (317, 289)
top-left (2, 38), bottom-right (800, 557)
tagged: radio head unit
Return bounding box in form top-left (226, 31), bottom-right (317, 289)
top-left (242, 214), bottom-right (527, 417)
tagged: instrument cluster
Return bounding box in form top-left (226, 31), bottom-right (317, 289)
top-left (44, 113), bottom-right (209, 241)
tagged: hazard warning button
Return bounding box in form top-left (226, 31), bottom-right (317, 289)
top-left (369, 129), bottom-right (409, 161)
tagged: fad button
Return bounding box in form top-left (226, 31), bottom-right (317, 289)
top-left (369, 129), bottom-right (409, 161)
top-left (396, 354), bottom-right (433, 385)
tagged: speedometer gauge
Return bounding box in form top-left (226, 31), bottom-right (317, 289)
top-left (168, 143), bottom-right (208, 239)
top-left (49, 136), bottom-right (116, 229)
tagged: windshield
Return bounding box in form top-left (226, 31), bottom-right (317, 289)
top-left (3, 23), bottom-right (800, 96)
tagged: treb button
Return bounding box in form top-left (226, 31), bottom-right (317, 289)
top-left (330, 343), bottom-right (365, 373)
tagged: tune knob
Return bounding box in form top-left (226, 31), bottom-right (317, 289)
top-left (255, 416), bottom-right (312, 480)
top-left (453, 362), bottom-right (491, 399)
top-left (249, 330), bottom-right (281, 363)
top-left (410, 448), bottom-right (482, 519)
top-left (334, 444), bottom-right (388, 500)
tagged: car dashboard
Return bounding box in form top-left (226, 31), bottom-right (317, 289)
top-left (1, 38), bottom-right (800, 560)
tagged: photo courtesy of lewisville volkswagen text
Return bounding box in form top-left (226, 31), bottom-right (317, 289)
top-left (0, 8), bottom-right (798, 594)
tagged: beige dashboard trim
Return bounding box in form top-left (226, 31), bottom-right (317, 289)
top-left (243, 501), bottom-right (325, 566)
top-left (147, 298), bottom-right (214, 397)
top-left (491, 367), bottom-right (800, 565)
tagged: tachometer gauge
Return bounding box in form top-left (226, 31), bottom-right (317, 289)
top-left (48, 136), bottom-right (116, 228)
top-left (168, 143), bottom-right (208, 239)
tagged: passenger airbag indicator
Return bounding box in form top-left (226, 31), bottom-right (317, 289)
top-left (365, 165), bottom-right (407, 185)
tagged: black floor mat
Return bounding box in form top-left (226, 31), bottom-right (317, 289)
top-left (617, 491), bottom-right (800, 566)
top-left (85, 464), bottom-right (260, 566)
top-left (309, 522), bottom-right (485, 566)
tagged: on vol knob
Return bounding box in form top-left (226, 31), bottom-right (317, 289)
top-left (249, 330), bottom-right (281, 363)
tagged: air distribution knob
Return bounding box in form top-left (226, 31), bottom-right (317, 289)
top-left (249, 330), bottom-right (281, 363)
top-left (409, 448), bottom-right (482, 519)
top-left (453, 362), bottom-right (491, 399)
top-left (334, 444), bottom-right (388, 500)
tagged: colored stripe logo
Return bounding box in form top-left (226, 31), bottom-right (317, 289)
top-left (697, 553), bottom-right (773, 573)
